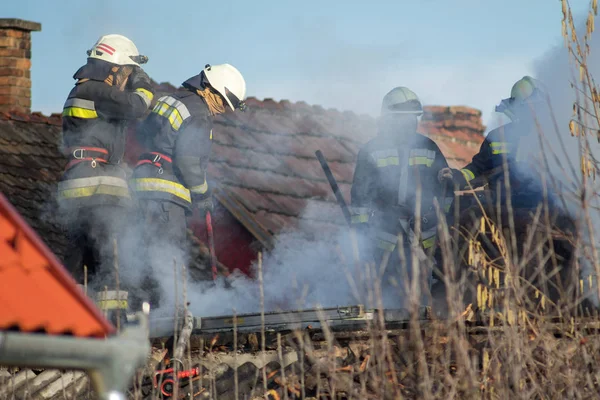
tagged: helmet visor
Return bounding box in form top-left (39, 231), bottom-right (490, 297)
top-left (130, 55), bottom-right (148, 65)
top-left (224, 87), bottom-right (246, 111)
top-left (386, 99), bottom-right (422, 113)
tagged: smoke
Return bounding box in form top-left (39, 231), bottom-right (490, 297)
top-left (526, 15), bottom-right (600, 306)
top-left (183, 202), bottom-right (406, 318)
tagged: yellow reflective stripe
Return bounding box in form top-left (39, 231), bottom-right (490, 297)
top-left (133, 178), bottom-right (192, 203)
top-left (152, 96), bottom-right (190, 131)
top-left (408, 156), bottom-right (434, 167)
top-left (168, 109), bottom-right (184, 130)
top-left (461, 169), bottom-right (475, 182)
top-left (59, 176), bottom-right (129, 190)
top-left (376, 230), bottom-right (398, 251)
top-left (422, 236), bottom-right (436, 249)
top-left (62, 107), bottom-right (98, 119)
top-left (490, 141), bottom-right (509, 155)
top-left (377, 240), bottom-right (397, 251)
top-left (154, 102), bottom-right (170, 115)
top-left (97, 299), bottom-right (128, 310)
top-left (154, 103), bottom-right (184, 130)
top-left (135, 88), bottom-right (154, 102)
top-left (351, 214), bottom-right (369, 224)
top-left (376, 157), bottom-right (400, 168)
top-left (190, 181), bottom-right (208, 195)
top-left (58, 185), bottom-right (130, 199)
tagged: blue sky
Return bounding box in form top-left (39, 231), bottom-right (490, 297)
top-left (2, 0), bottom-right (590, 128)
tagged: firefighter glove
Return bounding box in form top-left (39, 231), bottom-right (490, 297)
top-left (130, 67), bottom-right (154, 93)
top-left (197, 196), bottom-right (214, 212)
top-left (451, 168), bottom-right (468, 188)
top-left (194, 187), bottom-right (213, 212)
top-left (437, 167), bottom-right (454, 183)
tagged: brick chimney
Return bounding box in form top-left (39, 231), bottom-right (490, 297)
top-left (0, 18), bottom-right (41, 114)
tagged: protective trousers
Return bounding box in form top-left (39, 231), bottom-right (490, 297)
top-left (134, 199), bottom-right (188, 310)
top-left (63, 204), bottom-right (128, 291)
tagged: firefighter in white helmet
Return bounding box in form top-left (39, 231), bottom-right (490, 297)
top-left (349, 87), bottom-right (453, 302)
top-left (132, 63), bottom-right (247, 306)
top-left (58, 34), bottom-right (155, 289)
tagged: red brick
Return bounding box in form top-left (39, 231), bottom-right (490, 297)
top-left (0, 104), bottom-right (28, 113)
top-left (17, 39), bottom-right (31, 50)
top-left (0, 37), bottom-right (18, 48)
top-left (0, 68), bottom-right (25, 77)
top-left (0, 77), bottom-right (31, 87)
top-left (0, 29), bottom-right (30, 39)
top-left (0, 48), bottom-right (30, 58)
top-left (0, 58), bottom-right (31, 69)
top-left (0, 95), bottom-right (30, 107)
top-left (0, 86), bottom-right (30, 97)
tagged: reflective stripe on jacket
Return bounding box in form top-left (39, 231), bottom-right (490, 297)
top-left (134, 88), bottom-right (213, 208)
top-left (350, 131), bottom-right (450, 255)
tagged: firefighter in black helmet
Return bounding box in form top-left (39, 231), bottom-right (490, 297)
top-left (132, 63), bottom-right (247, 307)
top-left (350, 87), bottom-right (454, 303)
top-left (58, 34), bottom-right (154, 288)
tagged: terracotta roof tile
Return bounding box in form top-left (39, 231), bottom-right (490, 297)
top-left (0, 193), bottom-right (114, 337)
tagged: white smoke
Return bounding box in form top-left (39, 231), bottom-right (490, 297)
top-left (183, 201), bottom-right (406, 318)
top-left (528, 14), bottom-right (600, 306)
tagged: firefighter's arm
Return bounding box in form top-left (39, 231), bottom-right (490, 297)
top-left (99, 68), bottom-right (155, 119)
top-left (350, 147), bottom-right (376, 227)
top-left (100, 86), bottom-right (154, 120)
top-left (459, 135), bottom-right (494, 187)
top-left (174, 117), bottom-right (213, 205)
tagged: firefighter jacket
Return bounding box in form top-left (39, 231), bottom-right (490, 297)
top-left (132, 87), bottom-right (213, 212)
top-left (458, 121), bottom-right (540, 198)
top-left (58, 59), bottom-right (154, 208)
top-left (350, 131), bottom-right (452, 253)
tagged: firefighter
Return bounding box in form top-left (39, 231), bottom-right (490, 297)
top-left (350, 87), bottom-right (453, 302)
top-left (58, 34), bottom-right (154, 288)
top-left (449, 76), bottom-right (551, 207)
top-left (132, 63), bottom-right (247, 306)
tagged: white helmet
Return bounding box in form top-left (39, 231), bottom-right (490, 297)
top-left (86, 34), bottom-right (148, 67)
top-left (381, 87), bottom-right (423, 116)
top-left (202, 64), bottom-right (247, 111)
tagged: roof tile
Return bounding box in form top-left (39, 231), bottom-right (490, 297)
top-left (0, 193), bottom-right (114, 337)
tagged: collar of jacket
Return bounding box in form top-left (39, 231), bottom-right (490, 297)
top-left (73, 58), bottom-right (115, 82)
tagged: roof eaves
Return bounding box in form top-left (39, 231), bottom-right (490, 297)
top-left (0, 193), bottom-right (115, 337)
